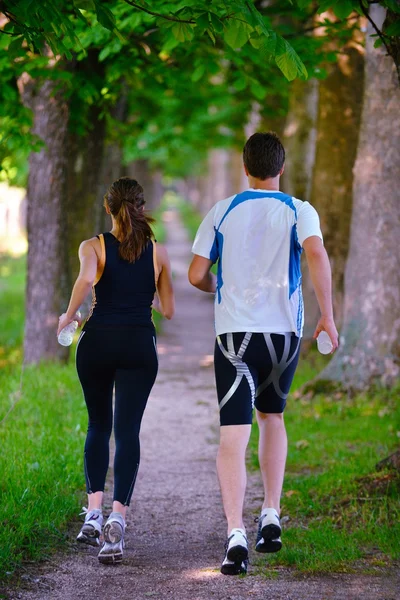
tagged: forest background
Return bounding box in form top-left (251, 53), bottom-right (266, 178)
top-left (0, 0), bottom-right (399, 583)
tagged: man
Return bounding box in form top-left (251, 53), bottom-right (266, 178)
top-left (188, 132), bottom-right (338, 576)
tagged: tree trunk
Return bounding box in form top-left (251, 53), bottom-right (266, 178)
top-left (303, 26), bottom-right (365, 339)
top-left (125, 159), bottom-right (164, 211)
top-left (321, 5), bottom-right (400, 389)
top-left (283, 79), bottom-right (319, 341)
top-left (283, 79), bottom-right (319, 202)
top-left (24, 80), bottom-right (70, 363)
top-left (66, 52), bottom-right (107, 281)
top-left (66, 105), bottom-right (106, 281)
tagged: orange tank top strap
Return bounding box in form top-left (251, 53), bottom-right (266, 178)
top-left (94, 233), bottom-right (106, 285)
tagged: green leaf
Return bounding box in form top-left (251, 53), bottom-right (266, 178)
top-left (209, 12), bottom-right (224, 34)
top-left (73, 0), bottom-right (95, 9)
top-left (250, 81), bottom-right (266, 100)
top-left (224, 20), bottom-right (252, 49)
top-left (296, 0), bottom-right (312, 8)
top-left (233, 76), bottom-right (247, 91)
top-left (171, 22), bottom-right (194, 42)
top-left (318, 0), bottom-right (336, 13)
top-left (191, 64), bottom-right (205, 82)
top-left (333, 0), bottom-right (356, 20)
top-left (196, 12), bottom-right (210, 31)
top-left (384, 0), bottom-right (400, 14)
top-left (206, 28), bottom-right (216, 44)
top-left (96, 4), bottom-right (115, 31)
top-left (161, 33), bottom-right (180, 52)
top-left (385, 20), bottom-right (400, 36)
top-left (7, 36), bottom-right (24, 60)
top-left (275, 40), bottom-right (308, 81)
top-left (373, 38), bottom-right (383, 48)
top-left (249, 35), bottom-right (263, 49)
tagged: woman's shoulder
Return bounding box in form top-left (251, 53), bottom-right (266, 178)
top-left (79, 236), bottom-right (103, 258)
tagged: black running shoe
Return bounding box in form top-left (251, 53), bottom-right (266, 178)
top-left (255, 508), bottom-right (282, 553)
top-left (221, 529), bottom-right (248, 575)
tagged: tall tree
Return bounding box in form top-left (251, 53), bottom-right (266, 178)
top-left (321, 4), bottom-right (400, 389)
top-left (23, 77), bottom-right (70, 363)
top-left (304, 14), bottom-right (365, 337)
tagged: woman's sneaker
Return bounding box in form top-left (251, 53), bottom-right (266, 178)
top-left (98, 512), bottom-right (125, 564)
top-left (255, 508), bottom-right (282, 553)
top-left (76, 508), bottom-right (103, 547)
top-left (221, 528), bottom-right (248, 575)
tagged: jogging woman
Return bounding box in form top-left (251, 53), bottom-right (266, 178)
top-left (57, 177), bottom-right (174, 564)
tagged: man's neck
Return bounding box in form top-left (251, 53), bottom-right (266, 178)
top-left (248, 175), bottom-right (280, 191)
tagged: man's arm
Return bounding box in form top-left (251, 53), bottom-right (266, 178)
top-left (302, 236), bottom-right (339, 351)
top-left (188, 255), bottom-right (216, 293)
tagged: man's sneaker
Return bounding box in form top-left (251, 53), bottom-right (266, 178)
top-left (255, 508), bottom-right (282, 553)
top-left (76, 508), bottom-right (103, 547)
top-left (98, 512), bottom-right (125, 564)
top-left (220, 528), bottom-right (248, 576)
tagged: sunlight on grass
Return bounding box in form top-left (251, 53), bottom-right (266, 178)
top-left (249, 362), bottom-right (400, 573)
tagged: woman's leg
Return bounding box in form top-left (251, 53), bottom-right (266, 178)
top-left (112, 331), bottom-right (158, 513)
top-left (76, 331), bottom-right (115, 504)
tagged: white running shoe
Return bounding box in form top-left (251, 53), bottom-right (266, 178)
top-left (76, 508), bottom-right (103, 547)
top-left (255, 508), bottom-right (282, 553)
top-left (221, 528), bottom-right (248, 575)
top-left (98, 512), bottom-right (125, 564)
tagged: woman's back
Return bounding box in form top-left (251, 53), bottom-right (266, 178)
top-left (85, 232), bottom-right (156, 328)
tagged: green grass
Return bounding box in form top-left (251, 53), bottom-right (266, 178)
top-left (0, 253), bottom-right (87, 578)
top-left (0, 361), bottom-right (87, 578)
top-left (249, 359), bottom-right (400, 574)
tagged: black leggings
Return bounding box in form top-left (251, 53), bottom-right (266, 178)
top-left (76, 327), bottom-right (158, 506)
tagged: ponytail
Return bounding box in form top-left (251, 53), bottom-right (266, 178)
top-left (104, 177), bottom-right (155, 262)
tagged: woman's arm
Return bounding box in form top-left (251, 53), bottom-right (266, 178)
top-left (154, 244), bottom-right (175, 320)
top-left (57, 240), bottom-right (98, 336)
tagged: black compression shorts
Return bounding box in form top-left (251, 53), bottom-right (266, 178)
top-left (214, 332), bottom-right (301, 426)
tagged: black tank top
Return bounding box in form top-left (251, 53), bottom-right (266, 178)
top-left (84, 232), bottom-right (156, 329)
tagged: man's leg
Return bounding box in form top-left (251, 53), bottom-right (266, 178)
top-left (216, 424), bottom-right (252, 534)
top-left (256, 411), bottom-right (287, 513)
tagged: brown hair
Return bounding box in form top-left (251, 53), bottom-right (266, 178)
top-left (243, 132), bottom-right (285, 179)
top-left (104, 177), bottom-right (155, 262)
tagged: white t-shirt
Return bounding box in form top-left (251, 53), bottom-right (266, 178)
top-left (191, 189), bottom-right (323, 337)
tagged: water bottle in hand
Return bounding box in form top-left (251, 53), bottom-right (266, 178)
top-left (58, 313), bottom-right (81, 347)
top-left (317, 331), bottom-right (333, 355)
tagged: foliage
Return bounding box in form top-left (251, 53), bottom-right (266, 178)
top-left (1, 1), bottom-right (397, 183)
top-left (0, 1), bottom-right (330, 184)
top-left (248, 359), bottom-right (400, 573)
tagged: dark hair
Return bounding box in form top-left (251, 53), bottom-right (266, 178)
top-left (104, 177), bottom-right (155, 263)
top-left (243, 132), bottom-right (285, 179)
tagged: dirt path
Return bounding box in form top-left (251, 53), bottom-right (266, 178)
top-left (8, 211), bottom-right (399, 600)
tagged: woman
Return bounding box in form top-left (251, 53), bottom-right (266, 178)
top-left (57, 177), bottom-right (174, 564)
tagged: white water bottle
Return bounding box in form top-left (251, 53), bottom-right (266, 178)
top-left (317, 331), bottom-right (333, 355)
top-left (58, 313), bottom-right (81, 347)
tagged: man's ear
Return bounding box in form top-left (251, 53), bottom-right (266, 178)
top-left (244, 164), bottom-right (249, 176)
top-left (280, 163), bottom-right (285, 176)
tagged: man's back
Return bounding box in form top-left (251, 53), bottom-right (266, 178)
top-left (192, 188), bottom-right (322, 337)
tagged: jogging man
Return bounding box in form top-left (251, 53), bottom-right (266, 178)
top-left (188, 132), bottom-right (338, 575)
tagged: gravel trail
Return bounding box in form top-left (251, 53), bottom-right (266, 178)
top-left (6, 210), bottom-right (398, 600)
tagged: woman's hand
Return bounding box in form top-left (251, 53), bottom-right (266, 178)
top-left (152, 294), bottom-right (161, 314)
top-left (57, 312), bottom-right (82, 337)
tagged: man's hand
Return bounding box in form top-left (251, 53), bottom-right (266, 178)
top-left (313, 316), bottom-right (339, 353)
top-left (188, 255), bottom-right (216, 293)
